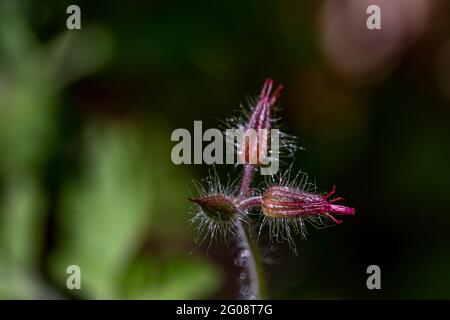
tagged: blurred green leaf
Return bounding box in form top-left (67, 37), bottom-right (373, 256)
top-left (0, 177), bottom-right (45, 265)
top-left (122, 256), bottom-right (220, 300)
top-left (50, 121), bottom-right (220, 299)
top-left (51, 123), bottom-right (155, 298)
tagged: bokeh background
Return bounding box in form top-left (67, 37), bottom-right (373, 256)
top-left (1, 0), bottom-right (450, 299)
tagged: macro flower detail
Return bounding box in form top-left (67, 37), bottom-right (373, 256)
top-left (189, 193), bottom-right (241, 246)
top-left (188, 172), bottom-right (244, 245)
top-left (239, 78), bottom-right (283, 166)
top-left (262, 185), bottom-right (355, 224)
top-left (258, 182), bottom-right (355, 253)
top-left (188, 78), bottom-right (356, 298)
top-left (189, 194), bottom-right (238, 223)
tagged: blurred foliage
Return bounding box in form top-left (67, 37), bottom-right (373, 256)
top-left (0, 1), bottom-right (220, 299)
top-left (50, 122), bottom-right (219, 299)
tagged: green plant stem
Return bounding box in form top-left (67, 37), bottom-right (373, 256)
top-left (237, 164), bottom-right (266, 299)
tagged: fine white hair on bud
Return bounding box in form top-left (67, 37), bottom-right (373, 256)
top-left (188, 170), bottom-right (246, 249)
top-left (222, 80), bottom-right (302, 169)
top-left (258, 168), bottom-right (355, 255)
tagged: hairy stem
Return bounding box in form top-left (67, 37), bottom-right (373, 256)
top-left (236, 164), bottom-right (266, 299)
top-left (237, 196), bottom-right (262, 210)
top-left (239, 164), bottom-right (255, 196)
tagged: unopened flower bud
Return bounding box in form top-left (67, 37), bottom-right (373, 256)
top-left (189, 194), bottom-right (238, 223)
top-left (262, 185), bottom-right (355, 224)
top-left (240, 78), bottom-right (283, 165)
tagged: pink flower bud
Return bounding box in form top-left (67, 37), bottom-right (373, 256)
top-left (240, 78), bottom-right (283, 165)
top-left (262, 185), bottom-right (355, 225)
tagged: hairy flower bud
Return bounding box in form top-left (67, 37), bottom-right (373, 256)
top-left (188, 171), bottom-right (244, 244)
top-left (258, 183), bottom-right (355, 253)
top-left (189, 194), bottom-right (238, 223)
top-left (240, 78), bottom-right (283, 165)
top-left (262, 185), bottom-right (355, 224)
